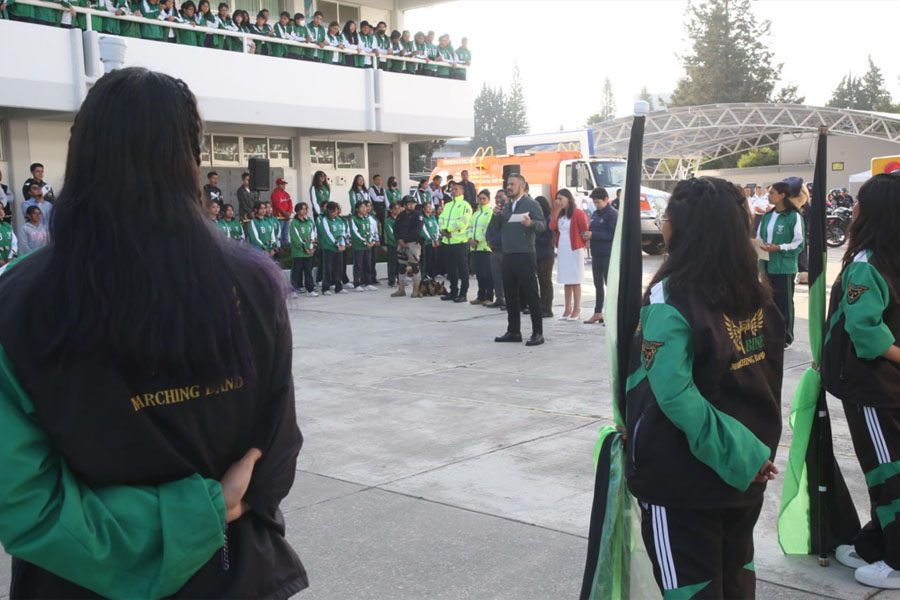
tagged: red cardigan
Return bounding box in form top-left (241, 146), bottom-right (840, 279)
top-left (549, 209), bottom-right (589, 250)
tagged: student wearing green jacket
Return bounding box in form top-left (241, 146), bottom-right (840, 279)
top-left (223, 7), bottom-right (246, 51)
top-left (67, 0), bottom-right (103, 32)
top-left (822, 173), bottom-right (900, 589)
top-left (453, 37), bottom-right (470, 80)
top-left (468, 189), bottom-right (494, 304)
top-left (32, 0), bottom-right (60, 24)
top-left (384, 202), bottom-right (401, 287)
top-left (174, 0), bottom-right (201, 44)
top-left (5, 0), bottom-right (36, 23)
top-left (374, 21), bottom-right (389, 69)
top-left (220, 204), bottom-right (245, 241)
top-left (625, 177), bottom-right (783, 600)
top-left (264, 201), bottom-right (280, 250)
top-left (349, 174), bottom-right (367, 211)
top-left (438, 181), bottom-right (473, 301)
top-left (304, 10), bottom-right (326, 60)
top-left (386, 30), bottom-right (405, 72)
top-left (248, 202), bottom-right (276, 256)
top-left (0, 205), bottom-right (16, 266)
top-left (318, 201), bottom-right (347, 294)
top-left (341, 19), bottom-right (363, 67)
top-left (290, 202), bottom-right (318, 297)
top-left (421, 201), bottom-right (440, 279)
top-left (350, 200), bottom-right (376, 291)
top-left (286, 12), bottom-right (305, 59)
top-left (95, 0), bottom-right (125, 34)
top-left (757, 180), bottom-right (806, 347)
top-left (270, 11), bottom-right (291, 58)
top-left (409, 31), bottom-right (428, 75)
top-left (323, 20), bottom-right (343, 65)
top-left (423, 30), bottom-right (439, 76)
top-left (139, 0), bottom-right (163, 40)
top-left (250, 10), bottom-right (271, 55)
top-left (436, 34), bottom-right (455, 78)
top-left (386, 176), bottom-right (402, 207)
top-left (117, 0), bottom-right (141, 37)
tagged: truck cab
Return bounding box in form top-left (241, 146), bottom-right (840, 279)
top-left (561, 158), bottom-right (669, 255)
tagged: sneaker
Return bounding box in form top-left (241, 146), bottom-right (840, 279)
top-left (323, 290), bottom-right (334, 296)
top-left (297, 288), bottom-right (307, 294)
top-left (784, 342), bottom-right (793, 350)
top-left (355, 286), bottom-right (366, 292)
top-left (338, 289), bottom-right (349, 294)
top-left (290, 291), bottom-right (298, 299)
top-left (855, 561), bottom-right (900, 589)
top-left (365, 285), bottom-right (378, 291)
top-left (309, 291), bottom-right (319, 297)
top-left (836, 545), bottom-right (869, 569)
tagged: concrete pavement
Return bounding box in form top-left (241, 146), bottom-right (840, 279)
top-left (3, 248), bottom-right (900, 599)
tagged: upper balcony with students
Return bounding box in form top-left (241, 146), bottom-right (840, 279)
top-left (0, 0), bottom-right (474, 139)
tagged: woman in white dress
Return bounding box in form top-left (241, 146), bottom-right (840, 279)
top-left (550, 188), bottom-right (589, 321)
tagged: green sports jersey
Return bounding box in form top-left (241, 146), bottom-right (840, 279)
top-left (349, 214), bottom-right (372, 251)
top-left (384, 216), bottom-right (398, 247)
top-left (248, 217), bottom-right (275, 251)
top-left (221, 219), bottom-right (244, 241)
top-left (318, 216), bottom-right (345, 252)
top-left (290, 217), bottom-right (316, 258)
top-left (305, 23), bottom-right (325, 58)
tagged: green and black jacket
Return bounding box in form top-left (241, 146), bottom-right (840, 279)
top-left (349, 213), bottom-right (372, 251)
top-left (414, 188), bottom-right (430, 206)
top-left (248, 216), bottom-right (275, 251)
top-left (625, 279), bottom-right (784, 508)
top-left (453, 46), bottom-right (470, 77)
top-left (174, 10), bottom-right (202, 45)
top-left (421, 214), bottom-right (439, 243)
top-left (0, 250), bottom-right (306, 598)
top-left (305, 23), bottom-right (325, 59)
top-left (220, 218), bottom-right (244, 242)
top-left (290, 217), bottom-right (316, 258)
top-left (823, 249), bottom-right (900, 406)
top-left (317, 215), bottom-right (345, 252)
top-left (139, 0), bottom-right (163, 39)
top-left (757, 209), bottom-right (805, 275)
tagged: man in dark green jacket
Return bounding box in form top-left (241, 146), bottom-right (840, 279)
top-left (488, 173), bottom-right (546, 346)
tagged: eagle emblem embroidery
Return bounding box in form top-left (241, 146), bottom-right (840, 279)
top-left (847, 284), bottom-right (869, 305)
top-left (724, 309), bottom-right (765, 354)
top-left (642, 340), bottom-right (664, 370)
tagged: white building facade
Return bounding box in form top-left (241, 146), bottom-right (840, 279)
top-left (0, 0), bottom-right (473, 230)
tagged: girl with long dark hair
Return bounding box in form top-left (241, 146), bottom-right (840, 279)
top-left (823, 173), bottom-right (900, 589)
top-left (349, 173), bottom-right (367, 210)
top-left (625, 177), bottom-right (783, 599)
top-left (550, 188), bottom-right (588, 320)
top-left (0, 68), bottom-right (306, 598)
top-left (386, 175), bottom-right (402, 206)
top-left (310, 169), bottom-right (330, 218)
top-left (757, 179), bottom-right (805, 347)
top-left (342, 20), bottom-right (363, 67)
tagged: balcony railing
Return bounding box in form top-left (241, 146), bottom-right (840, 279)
top-left (8, 0), bottom-right (469, 71)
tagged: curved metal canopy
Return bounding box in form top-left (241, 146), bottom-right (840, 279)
top-left (591, 103), bottom-right (900, 167)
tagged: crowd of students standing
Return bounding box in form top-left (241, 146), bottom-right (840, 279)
top-left (1, 2), bottom-right (471, 78)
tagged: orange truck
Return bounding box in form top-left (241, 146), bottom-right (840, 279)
top-left (429, 149), bottom-right (670, 254)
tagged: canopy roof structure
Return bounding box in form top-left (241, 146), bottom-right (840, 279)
top-left (591, 103), bottom-right (900, 180)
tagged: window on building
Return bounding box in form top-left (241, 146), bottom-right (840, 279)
top-left (269, 138), bottom-right (293, 168)
top-left (201, 135), bottom-right (212, 166)
top-left (213, 136), bottom-right (240, 166)
top-left (243, 137), bottom-right (268, 161)
top-left (311, 141), bottom-right (336, 166)
top-left (232, 0), bottom-right (290, 17)
top-left (318, 1), bottom-right (360, 27)
top-left (337, 142), bottom-right (364, 169)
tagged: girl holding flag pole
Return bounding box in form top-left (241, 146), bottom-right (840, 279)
top-left (823, 172), bottom-right (900, 589)
top-left (624, 177), bottom-right (784, 598)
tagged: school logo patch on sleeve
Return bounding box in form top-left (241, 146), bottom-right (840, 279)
top-left (641, 340), bottom-right (664, 370)
top-left (847, 284), bottom-right (869, 305)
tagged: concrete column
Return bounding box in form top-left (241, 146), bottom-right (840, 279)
top-left (297, 130), bottom-right (312, 204)
top-left (6, 119), bottom-right (31, 235)
top-left (394, 139), bottom-right (409, 195)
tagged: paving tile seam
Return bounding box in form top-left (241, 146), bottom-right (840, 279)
top-left (372, 419), bottom-right (606, 489)
top-left (755, 576), bottom-right (849, 600)
top-left (369, 485), bottom-right (590, 541)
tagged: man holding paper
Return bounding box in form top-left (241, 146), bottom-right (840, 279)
top-left (488, 174), bottom-right (547, 346)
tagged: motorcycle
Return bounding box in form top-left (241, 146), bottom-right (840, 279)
top-left (825, 206), bottom-right (852, 247)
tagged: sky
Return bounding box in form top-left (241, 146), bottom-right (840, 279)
top-left (404, 0), bottom-right (900, 134)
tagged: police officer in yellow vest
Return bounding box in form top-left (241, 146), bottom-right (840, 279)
top-left (438, 181), bottom-right (472, 302)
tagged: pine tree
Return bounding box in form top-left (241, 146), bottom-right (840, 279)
top-left (860, 56), bottom-right (893, 112)
top-left (670, 0), bottom-right (781, 106)
top-left (773, 83), bottom-right (805, 104)
top-left (501, 62), bottom-right (529, 137)
top-left (827, 73), bottom-right (864, 110)
top-left (599, 77), bottom-right (616, 121)
top-left (638, 85), bottom-right (656, 111)
top-left (472, 83), bottom-right (506, 152)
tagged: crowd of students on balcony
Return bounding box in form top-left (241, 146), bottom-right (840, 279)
top-left (0, 2), bottom-right (472, 78)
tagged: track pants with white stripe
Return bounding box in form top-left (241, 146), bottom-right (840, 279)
top-left (639, 500), bottom-right (762, 599)
top-left (843, 401), bottom-right (900, 569)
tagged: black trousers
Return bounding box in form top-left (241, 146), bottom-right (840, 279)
top-left (503, 253), bottom-right (542, 335)
top-left (422, 244), bottom-right (438, 279)
top-left (764, 266), bottom-right (794, 344)
top-left (592, 254), bottom-right (611, 314)
top-left (640, 499), bottom-right (762, 599)
top-left (323, 249), bottom-right (343, 292)
top-left (291, 257), bottom-right (314, 292)
top-left (843, 401), bottom-right (900, 569)
top-left (387, 246), bottom-right (398, 285)
top-left (537, 257), bottom-right (554, 312)
top-left (436, 244), bottom-right (447, 276)
top-left (472, 250), bottom-right (493, 301)
top-left (353, 249), bottom-right (374, 287)
top-left (446, 242), bottom-right (469, 297)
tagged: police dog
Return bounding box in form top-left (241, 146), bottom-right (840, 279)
top-left (418, 277), bottom-right (448, 297)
